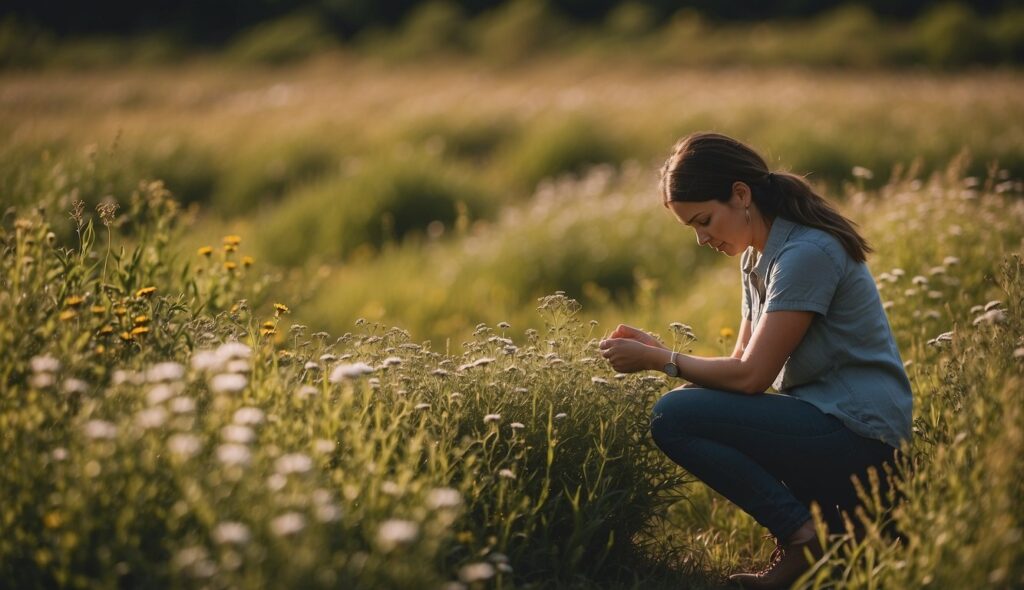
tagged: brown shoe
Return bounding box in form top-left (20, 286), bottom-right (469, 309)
top-left (728, 536), bottom-right (823, 589)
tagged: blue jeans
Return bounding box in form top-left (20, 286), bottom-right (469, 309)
top-left (650, 387), bottom-right (898, 540)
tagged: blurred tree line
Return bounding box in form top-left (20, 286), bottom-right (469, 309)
top-left (4, 0), bottom-right (1020, 41)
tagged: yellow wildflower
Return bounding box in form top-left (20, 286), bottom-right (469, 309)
top-left (224, 243), bottom-right (237, 253)
top-left (274, 303), bottom-right (290, 316)
top-left (95, 345), bottom-right (106, 354)
top-left (135, 286), bottom-right (156, 298)
top-left (261, 320), bottom-right (276, 336)
top-left (64, 296), bottom-right (85, 308)
top-left (98, 325), bottom-right (114, 336)
top-left (59, 310), bottom-right (77, 321)
top-left (242, 255), bottom-right (254, 267)
top-left (230, 304), bottom-right (239, 314)
top-left (198, 246), bottom-right (213, 257)
top-left (134, 315), bottom-right (149, 325)
top-left (223, 235), bottom-right (242, 246)
top-left (120, 331), bottom-right (133, 342)
top-left (43, 512), bottom-right (62, 529)
top-left (720, 327), bottom-right (735, 339)
top-left (279, 350), bottom-right (294, 359)
top-left (90, 305), bottom-right (106, 316)
top-left (131, 326), bottom-right (150, 337)
top-left (114, 306), bottom-right (128, 317)
top-left (224, 261), bottom-right (237, 271)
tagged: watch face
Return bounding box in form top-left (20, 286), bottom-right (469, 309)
top-left (663, 363), bottom-right (679, 377)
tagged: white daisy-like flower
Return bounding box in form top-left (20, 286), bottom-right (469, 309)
top-left (135, 407), bottom-right (168, 429)
top-left (232, 407), bottom-right (265, 425)
top-left (376, 519), bottom-right (419, 549)
top-left (216, 443), bottom-right (252, 466)
top-left (225, 359), bottom-right (250, 374)
top-left (270, 512), bottom-right (306, 537)
top-left (221, 424), bottom-right (255, 444)
top-left (554, 412), bottom-right (568, 420)
top-left (329, 362), bottom-right (375, 383)
top-left (313, 439), bottom-right (336, 454)
top-left (190, 350), bottom-right (223, 372)
top-left (210, 373), bottom-right (247, 394)
top-left (498, 469), bottom-right (516, 480)
top-left (83, 419), bottom-right (117, 440)
top-left (30, 355), bottom-right (61, 374)
top-left (984, 300), bottom-right (1003, 311)
top-left (382, 356), bottom-right (403, 367)
top-left (426, 487), bottom-right (463, 510)
top-left (168, 434), bottom-right (201, 458)
top-left (275, 453), bottom-right (313, 475)
top-left (296, 385), bottom-right (318, 399)
top-left (217, 342), bottom-right (252, 361)
top-left (213, 522), bottom-right (251, 545)
top-left (414, 403), bottom-right (431, 411)
top-left (303, 361), bottom-right (320, 371)
top-left (169, 396), bottom-right (196, 414)
top-left (147, 384), bottom-right (176, 406)
top-left (483, 414), bottom-right (501, 424)
top-left (147, 362), bottom-right (185, 383)
top-left (510, 422), bottom-right (525, 430)
top-left (458, 562), bottom-right (496, 583)
top-left (62, 378), bottom-right (89, 395)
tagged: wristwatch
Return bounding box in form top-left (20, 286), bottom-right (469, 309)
top-left (663, 351), bottom-right (680, 378)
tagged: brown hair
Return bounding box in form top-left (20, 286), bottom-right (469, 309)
top-left (659, 132), bottom-right (872, 263)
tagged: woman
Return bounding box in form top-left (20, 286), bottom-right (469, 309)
top-left (598, 132), bottom-right (912, 589)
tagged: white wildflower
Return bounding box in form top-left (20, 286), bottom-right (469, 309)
top-left (217, 342), bottom-right (252, 360)
top-left (147, 362), bottom-right (185, 383)
top-left (135, 407), bottom-right (168, 429)
top-left (232, 407), bottom-right (264, 425)
top-left (498, 469), bottom-right (516, 480)
top-left (30, 355), bottom-right (61, 374)
top-left (270, 512), bottom-right (306, 537)
top-left (168, 434), bottom-right (201, 459)
top-left (213, 522), bottom-right (251, 545)
top-left (29, 373), bottom-right (55, 388)
top-left (554, 412), bottom-right (567, 420)
top-left (111, 370), bottom-right (143, 385)
top-left (942, 256), bottom-right (960, 266)
top-left (851, 166), bottom-right (873, 180)
top-left (52, 447), bottom-right (68, 461)
top-left (614, 373), bottom-right (627, 380)
top-left (432, 368), bottom-right (450, 377)
top-left (319, 353), bottom-right (337, 362)
top-left (426, 487), bottom-right (462, 510)
top-left (510, 422), bottom-right (525, 430)
top-left (381, 481), bottom-right (401, 496)
top-left (83, 419), bottom-right (117, 440)
top-left (591, 376), bottom-right (609, 385)
top-left (497, 322), bottom-right (511, 329)
top-left (216, 444), bottom-right (252, 466)
top-left (973, 309), bottom-right (1007, 325)
top-left (147, 384), bottom-right (176, 405)
top-left (315, 504), bottom-right (341, 523)
top-left (912, 275), bottom-right (928, 286)
top-left (169, 396), bottom-right (196, 413)
top-left (984, 300), bottom-right (1003, 311)
top-left (296, 385), bottom-right (318, 399)
top-left (275, 453), bottom-right (313, 475)
top-left (382, 356), bottom-right (403, 367)
top-left (303, 361), bottom-right (320, 371)
top-left (190, 350), bottom-right (223, 372)
top-left (458, 562), bottom-right (496, 583)
top-left (329, 362), bottom-right (375, 382)
top-left (414, 403), bottom-right (431, 411)
top-left (376, 519), bottom-right (419, 549)
top-left (1013, 347), bottom-right (1024, 359)
top-left (210, 373), bottom-right (247, 394)
top-left (62, 378), bottom-right (88, 395)
top-left (266, 473), bottom-right (287, 492)
top-left (225, 359), bottom-right (250, 374)
top-left (222, 424), bottom-right (255, 444)
top-left (313, 439), bottom-right (336, 454)
top-left (483, 413), bottom-right (501, 424)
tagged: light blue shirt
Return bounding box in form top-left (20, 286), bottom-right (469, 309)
top-left (741, 217), bottom-right (913, 449)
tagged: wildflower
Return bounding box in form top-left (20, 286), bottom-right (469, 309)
top-left (134, 315), bottom-right (149, 325)
top-left (135, 407), bottom-right (168, 429)
top-left (147, 362), bottom-right (185, 383)
top-left (313, 439), bottom-right (335, 454)
top-left (216, 443), bottom-right (252, 466)
top-left (260, 321), bottom-right (276, 337)
top-left (984, 300), bottom-right (1003, 311)
top-left (426, 487), bottom-right (463, 510)
top-left (275, 453), bottom-right (313, 475)
top-left (213, 522), bottom-right (251, 545)
top-left (296, 385), bottom-right (318, 399)
top-left (135, 286), bottom-right (156, 298)
top-left (382, 356), bottom-right (403, 367)
top-left (851, 166), bottom-right (874, 180)
top-left (483, 414), bottom-right (501, 424)
top-left (720, 327), bottom-right (735, 339)
top-left (223, 235), bottom-right (242, 246)
top-left (59, 310), bottom-right (77, 321)
top-left (273, 303), bottom-right (290, 316)
top-left (927, 291), bottom-right (943, 300)
top-left (210, 373), bottom-right (247, 394)
top-left (64, 295), bottom-right (85, 308)
top-left (89, 305), bottom-right (106, 316)
top-left (554, 412), bottom-right (568, 420)
top-left (233, 407), bottom-right (265, 425)
top-left (890, 268), bottom-right (905, 277)
top-left (222, 425), bottom-right (255, 444)
top-left (415, 403), bottom-right (431, 411)
top-left (458, 563), bottom-right (496, 584)
top-left (497, 321), bottom-right (511, 329)
top-left (97, 325), bottom-right (114, 337)
top-left (218, 342), bottom-right (252, 360)
top-left (303, 361), bottom-right (320, 371)
top-left (29, 373), bottom-right (55, 388)
top-left (498, 469), bottom-right (516, 480)
top-left (114, 306), bottom-right (128, 317)
top-left (60, 378), bottom-right (87, 395)
top-left (432, 368), bottom-right (450, 377)
top-left (270, 512), bottom-right (305, 537)
top-left (131, 326), bottom-right (150, 337)
top-left (52, 448), bottom-right (68, 461)
top-left (315, 504), bottom-right (341, 523)
top-left (376, 519), bottom-right (419, 549)
top-left (170, 396), bottom-right (196, 413)
top-left (191, 350), bottom-right (223, 372)
top-left (319, 353), bottom-right (337, 362)
top-left (973, 309), bottom-right (1007, 325)
top-left (510, 422), bottom-right (525, 430)
top-left (83, 419), bottom-right (117, 440)
top-left (30, 355), bottom-right (61, 374)
top-left (329, 362), bottom-right (375, 383)
top-left (591, 376), bottom-right (609, 385)
top-left (942, 256), bottom-right (960, 267)
top-left (242, 255), bottom-right (254, 267)
top-left (911, 275), bottom-right (928, 286)
top-left (224, 261), bottom-right (237, 271)
top-left (198, 246), bottom-right (213, 257)
top-left (1013, 347), bottom-right (1024, 360)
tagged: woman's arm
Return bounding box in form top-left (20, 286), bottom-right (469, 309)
top-left (599, 311), bottom-right (814, 394)
top-left (730, 318), bottom-right (752, 359)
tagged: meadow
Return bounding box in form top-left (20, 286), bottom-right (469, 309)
top-left (1, 58), bottom-right (1023, 588)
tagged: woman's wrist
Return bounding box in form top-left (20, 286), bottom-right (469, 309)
top-left (647, 346), bottom-right (673, 372)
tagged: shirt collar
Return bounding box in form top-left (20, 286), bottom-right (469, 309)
top-left (752, 216), bottom-right (797, 279)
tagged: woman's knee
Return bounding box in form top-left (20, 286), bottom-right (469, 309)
top-left (650, 388), bottom-right (708, 444)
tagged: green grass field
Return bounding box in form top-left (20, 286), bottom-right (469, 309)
top-left (1, 58), bottom-right (1023, 588)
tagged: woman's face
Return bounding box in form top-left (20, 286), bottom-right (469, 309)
top-left (665, 183), bottom-right (751, 256)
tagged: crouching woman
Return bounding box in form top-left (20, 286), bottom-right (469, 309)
top-left (599, 133), bottom-right (912, 589)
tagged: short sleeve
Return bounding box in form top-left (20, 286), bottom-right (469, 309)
top-left (741, 251), bottom-right (753, 320)
top-left (764, 241), bottom-right (843, 316)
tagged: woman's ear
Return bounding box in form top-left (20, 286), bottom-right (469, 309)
top-left (732, 181), bottom-right (752, 207)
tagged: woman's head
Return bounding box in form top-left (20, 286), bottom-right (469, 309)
top-left (659, 132), bottom-right (872, 262)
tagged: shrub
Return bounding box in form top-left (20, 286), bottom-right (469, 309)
top-left (227, 12), bottom-right (336, 66)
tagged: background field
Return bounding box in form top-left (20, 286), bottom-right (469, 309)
top-left (2, 2), bottom-right (1024, 588)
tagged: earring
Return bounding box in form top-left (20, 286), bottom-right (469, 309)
top-left (745, 207), bottom-right (750, 225)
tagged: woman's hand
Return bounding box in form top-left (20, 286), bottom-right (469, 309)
top-left (599, 338), bottom-right (661, 373)
top-left (608, 324), bottom-right (666, 349)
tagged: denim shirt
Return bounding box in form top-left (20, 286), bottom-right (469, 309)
top-left (741, 217), bottom-right (913, 449)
